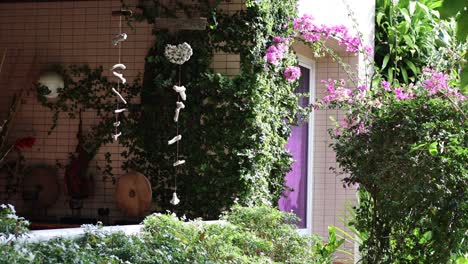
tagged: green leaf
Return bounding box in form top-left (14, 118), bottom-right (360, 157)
top-left (400, 8), bottom-right (411, 23)
top-left (382, 54), bottom-right (390, 70)
top-left (388, 68), bottom-right (394, 83)
top-left (461, 64), bottom-right (468, 95)
top-left (416, 2), bottom-right (431, 15)
top-left (410, 143), bottom-right (427, 152)
top-left (405, 60), bottom-right (419, 75)
top-left (456, 256), bottom-right (468, 264)
top-left (418, 231), bottom-right (433, 244)
top-left (456, 11), bottom-right (468, 40)
top-left (428, 142), bottom-right (438, 156)
top-left (377, 11), bottom-right (385, 25)
top-left (401, 67), bottom-right (408, 83)
top-left (409, 1), bottom-right (416, 15)
top-left (403, 35), bottom-right (415, 48)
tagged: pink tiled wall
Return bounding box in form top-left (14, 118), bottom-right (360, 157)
top-left (0, 0), bottom-right (246, 225)
top-left (314, 55), bottom-right (358, 260)
top-left (0, 0), bottom-right (152, 224)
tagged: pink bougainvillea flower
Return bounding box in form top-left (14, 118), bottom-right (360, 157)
top-left (325, 79), bottom-right (336, 93)
top-left (292, 14), bottom-right (363, 53)
top-left (273, 36), bottom-right (290, 44)
top-left (265, 45), bottom-right (281, 65)
top-left (359, 85), bottom-right (368, 91)
top-left (357, 121), bottom-right (369, 135)
top-left (381, 80), bottom-right (391, 91)
top-left (284, 66), bottom-right (301, 82)
top-left (422, 69), bottom-right (448, 95)
top-left (341, 116), bottom-right (350, 129)
top-left (265, 43), bottom-right (289, 65)
top-left (394, 88), bottom-right (413, 100)
top-left (334, 87), bottom-right (353, 102)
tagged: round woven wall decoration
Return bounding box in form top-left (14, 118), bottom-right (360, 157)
top-left (115, 171), bottom-right (152, 217)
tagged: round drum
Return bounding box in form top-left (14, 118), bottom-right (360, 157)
top-left (115, 171), bottom-right (152, 217)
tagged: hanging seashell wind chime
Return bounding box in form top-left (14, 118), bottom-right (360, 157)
top-left (164, 42), bottom-right (193, 206)
top-left (110, 10), bottom-right (132, 142)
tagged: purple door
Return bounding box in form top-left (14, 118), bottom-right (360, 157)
top-left (279, 65), bottom-right (310, 228)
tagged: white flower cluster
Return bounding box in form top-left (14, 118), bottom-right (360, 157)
top-left (164, 42), bottom-right (193, 65)
top-left (1, 204), bottom-right (15, 213)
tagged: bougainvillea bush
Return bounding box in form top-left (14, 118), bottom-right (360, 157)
top-left (279, 17), bottom-right (467, 264)
top-left (258, 4), bottom-right (467, 262)
top-left (330, 72), bottom-right (467, 263)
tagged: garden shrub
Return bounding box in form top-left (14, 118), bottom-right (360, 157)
top-left (0, 204), bottom-right (29, 240)
top-left (224, 205), bottom-right (343, 263)
top-left (0, 205), bottom-right (343, 263)
top-left (325, 1), bottom-right (468, 262)
top-left (333, 95), bottom-right (467, 263)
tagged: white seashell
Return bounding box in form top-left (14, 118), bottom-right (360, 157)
top-left (176, 101), bottom-right (185, 110)
top-left (114, 108), bottom-right (127, 114)
top-left (112, 132), bottom-right (122, 141)
top-left (113, 121), bottom-right (121, 127)
top-left (168, 135), bottom-right (182, 145)
top-left (112, 33), bottom-right (127, 46)
top-left (173, 85), bottom-right (186, 101)
top-left (111, 63), bottom-right (126, 71)
top-left (112, 71), bottom-right (127, 84)
top-left (112, 87), bottom-right (127, 104)
top-left (173, 160), bottom-right (185, 167)
top-left (170, 192), bottom-right (180, 205)
top-left (174, 101), bottom-right (185, 122)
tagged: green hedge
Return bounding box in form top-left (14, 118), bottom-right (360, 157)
top-left (0, 205), bottom-right (343, 263)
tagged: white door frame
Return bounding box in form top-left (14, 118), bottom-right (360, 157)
top-left (296, 54), bottom-right (315, 236)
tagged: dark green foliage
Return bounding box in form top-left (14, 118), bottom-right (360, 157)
top-left (439, 0), bottom-right (468, 93)
top-left (126, 0), bottom-right (301, 218)
top-left (374, 0), bottom-right (457, 84)
top-left (352, 1), bottom-right (468, 261)
top-left (0, 206), bottom-right (342, 263)
top-left (332, 96), bottom-right (467, 263)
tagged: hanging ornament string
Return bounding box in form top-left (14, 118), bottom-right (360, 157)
top-left (110, 10), bottom-right (131, 141)
top-left (164, 42), bottom-right (192, 206)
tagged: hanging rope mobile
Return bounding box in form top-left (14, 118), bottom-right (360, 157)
top-left (164, 43), bottom-right (193, 206)
top-left (110, 10), bottom-right (132, 141)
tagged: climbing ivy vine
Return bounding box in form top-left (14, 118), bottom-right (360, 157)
top-left (122, 0), bottom-right (301, 218)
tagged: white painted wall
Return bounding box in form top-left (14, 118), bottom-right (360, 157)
top-left (297, 0), bottom-right (375, 50)
top-left (297, 0), bottom-right (375, 83)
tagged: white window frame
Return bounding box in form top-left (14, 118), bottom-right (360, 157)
top-left (296, 54), bottom-right (315, 236)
